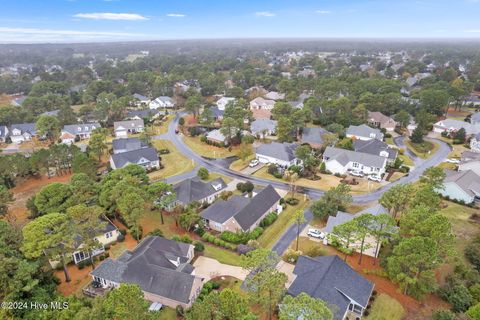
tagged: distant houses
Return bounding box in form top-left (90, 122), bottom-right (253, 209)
top-left (9, 123), bottom-right (37, 144)
top-left (216, 97), bottom-right (235, 110)
top-left (433, 119), bottom-right (480, 135)
top-left (249, 97), bottom-right (275, 110)
top-left (437, 169), bottom-right (480, 204)
top-left (367, 111), bottom-right (397, 132)
top-left (149, 96), bottom-right (175, 109)
top-left (299, 127), bottom-right (330, 149)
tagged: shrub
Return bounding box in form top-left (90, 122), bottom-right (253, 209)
top-left (220, 231), bottom-right (243, 244)
top-left (432, 310), bottom-right (455, 320)
top-left (214, 238), bottom-right (221, 246)
top-left (201, 233), bottom-right (209, 241)
top-left (249, 227), bottom-right (264, 240)
top-left (237, 244), bottom-right (254, 255)
top-left (260, 212), bottom-right (278, 227)
top-left (237, 181), bottom-right (254, 193)
top-left (172, 235), bottom-right (193, 244)
top-left (195, 226), bottom-right (205, 237)
top-left (200, 135), bottom-right (207, 142)
top-left (148, 228), bottom-right (164, 237)
top-left (439, 283), bottom-right (473, 312)
top-left (117, 234), bottom-right (125, 242)
top-left (119, 229), bottom-right (127, 236)
top-left (466, 238), bottom-right (480, 271)
top-left (193, 241), bottom-right (205, 252)
top-left (197, 167), bottom-right (209, 180)
top-left (304, 246), bottom-right (327, 257)
top-left (176, 305), bottom-right (184, 317)
top-left (129, 226), bottom-right (143, 240)
top-left (267, 164), bottom-right (278, 175)
top-left (285, 198), bottom-right (299, 206)
top-left (283, 249), bottom-right (301, 263)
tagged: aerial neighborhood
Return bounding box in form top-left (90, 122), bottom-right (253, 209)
top-left (1, 39), bottom-right (480, 320)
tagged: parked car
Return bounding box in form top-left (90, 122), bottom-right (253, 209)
top-left (307, 229), bottom-right (325, 239)
top-left (350, 170), bottom-right (364, 177)
top-left (445, 158), bottom-right (460, 164)
top-left (249, 159), bottom-right (259, 167)
top-left (368, 175), bottom-right (382, 182)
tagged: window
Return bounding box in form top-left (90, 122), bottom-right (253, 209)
top-left (105, 232), bottom-right (112, 238)
top-left (352, 162), bottom-right (359, 168)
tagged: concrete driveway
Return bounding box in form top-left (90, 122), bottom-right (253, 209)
top-left (193, 256), bottom-right (248, 281)
top-left (241, 162), bottom-right (265, 175)
top-left (276, 261), bottom-right (296, 288)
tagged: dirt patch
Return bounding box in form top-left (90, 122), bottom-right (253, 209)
top-left (55, 264), bottom-right (92, 297)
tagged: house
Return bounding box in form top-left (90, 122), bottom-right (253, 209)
top-left (300, 127), bottom-right (331, 149)
top-left (288, 255), bottom-right (374, 320)
top-left (433, 119), bottom-right (480, 135)
top-left (90, 236), bottom-right (203, 309)
top-left (463, 96), bottom-right (480, 107)
top-left (458, 161), bottom-right (480, 176)
top-left (367, 111), bottom-right (397, 132)
top-left (209, 106), bottom-right (224, 121)
top-left (201, 185), bottom-right (282, 232)
top-left (11, 95), bottom-right (26, 107)
top-left (437, 169), bottom-right (480, 204)
top-left (114, 119), bottom-right (145, 138)
top-left (132, 93), bottom-right (150, 107)
top-left (112, 138), bottom-right (148, 154)
top-left (471, 112), bottom-right (480, 125)
top-left (205, 129), bottom-right (227, 145)
top-left (249, 97), bottom-right (275, 110)
top-left (110, 147), bottom-right (160, 170)
top-left (149, 96), bottom-right (175, 109)
top-left (406, 76), bottom-right (418, 87)
top-left (462, 151), bottom-right (480, 162)
top-left (172, 177), bottom-right (227, 208)
top-left (255, 142), bottom-right (302, 168)
top-left (346, 124), bottom-right (384, 141)
top-left (470, 133), bottom-right (480, 153)
top-left (264, 91), bottom-right (285, 101)
top-left (297, 68), bottom-right (316, 78)
top-left (251, 119), bottom-right (277, 137)
top-left (126, 109), bottom-right (164, 121)
top-left (216, 97), bottom-right (235, 111)
top-left (9, 123), bottom-right (37, 144)
top-left (322, 146), bottom-right (387, 177)
top-left (61, 122), bottom-right (100, 144)
top-left (353, 139), bottom-right (398, 164)
top-left (0, 125), bottom-right (9, 142)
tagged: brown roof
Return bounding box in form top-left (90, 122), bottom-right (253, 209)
top-left (252, 109), bottom-right (272, 120)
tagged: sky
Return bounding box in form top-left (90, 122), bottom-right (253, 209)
top-left (1, 0), bottom-right (480, 43)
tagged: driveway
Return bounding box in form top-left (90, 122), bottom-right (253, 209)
top-left (240, 163), bottom-right (265, 175)
top-left (193, 256), bottom-right (248, 281)
top-left (272, 210), bottom-right (313, 256)
top-left (276, 261), bottom-right (296, 288)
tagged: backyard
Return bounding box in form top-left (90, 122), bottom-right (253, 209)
top-left (149, 139), bottom-right (196, 181)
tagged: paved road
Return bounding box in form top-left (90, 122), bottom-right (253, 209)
top-left (272, 210), bottom-right (313, 256)
top-left (393, 136), bottom-right (421, 166)
top-left (161, 113), bottom-right (452, 204)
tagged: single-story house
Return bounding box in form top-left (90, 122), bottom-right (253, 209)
top-left (149, 96), bottom-right (175, 109)
top-left (112, 137), bottom-right (148, 154)
top-left (353, 139), bottom-right (398, 164)
top-left (206, 129), bottom-right (227, 145)
top-left (113, 119), bottom-right (145, 138)
top-left (126, 109), bottom-right (164, 121)
top-left (61, 122), bottom-right (100, 144)
top-left (437, 169), bottom-right (480, 204)
top-left (470, 133), bottom-right (480, 153)
top-left (367, 111), bottom-right (397, 132)
top-left (300, 127), bottom-right (331, 149)
top-left (458, 160), bottom-right (480, 176)
top-left (288, 255), bottom-right (374, 320)
top-left (90, 236), bottom-right (203, 309)
top-left (201, 185), bottom-right (282, 232)
top-left (249, 97), bottom-right (275, 110)
top-left (346, 124), bottom-right (384, 141)
top-left (255, 142), bottom-right (302, 168)
top-left (433, 119), bottom-right (480, 135)
top-left (462, 151), bottom-right (480, 162)
top-left (132, 93), bottom-right (151, 107)
top-left (171, 177), bottom-right (227, 208)
top-left (0, 125), bottom-right (8, 142)
top-left (251, 119), bottom-right (277, 137)
top-left (322, 146), bottom-right (387, 177)
top-left (264, 91), bottom-right (285, 101)
top-left (463, 97), bottom-right (480, 108)
top-left (209, 106), bottom-right (224, 121)
top-left (109, 147), bottom-right (160, 170)
top-left (216, 97), bottom-right (235, 110)
top-left (9, 123), bottom-right (37, 144)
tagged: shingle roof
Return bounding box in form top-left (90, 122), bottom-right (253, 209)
top-left (201, 196), bottom-right (250, 224)
top-left (256, 142), bottom-right (298, 162)
top-left (323, 146), bottom-right (387, 168)
top-left (434, 119), bottom-right (480, 135)
top-left (11, 123), bottom-right (36, 135)
top-left (346, 124), bottom-right (384, 140)
top-left (324, 204), bottom-right (388, 233)
top-left (444, 169), bottom-right (480, 197)
top-left (206, 129), bottom-right (226, 142)
top-left (288, 255), bottom-right (374, 320)
top-left (114, 119), bottom-right (145, 132)
top-left (353, 139), bottom-right (398, 160)
top-left (62, 122), bottom-right (100, 135)
top-left (112, 138), bottom-right (147, 153)
top-left (301, 127), bottom-right (330, 146)
top-left (173, 177), bottom-right (227, 205)
top-left (133, 93), bottom-right (149, 101)
top-left (251, 119), bottom-right (277, 135)
top-left (126, 109), bottom-right (163, 119)
top-left (110, 147), bottom-right (158, 168)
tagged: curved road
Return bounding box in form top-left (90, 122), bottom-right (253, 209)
top-left (155, 113), bottom-right (451, 203)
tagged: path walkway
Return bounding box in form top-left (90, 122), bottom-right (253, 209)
top-left (193, 256), bottom-right (248, 281)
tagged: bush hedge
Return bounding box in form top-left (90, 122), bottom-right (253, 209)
top-left (201, 232), bottom-right (237, 250)
top-left (260, 212), bottom-right (277, 227)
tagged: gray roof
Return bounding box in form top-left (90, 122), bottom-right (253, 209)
top-left (461, 151), bottom-right (480, 162)
top-left (444, 169), bottom-right (480, 198)
top-left (112, 138), bottom-right (147, 153)
top-left (435, 119), bottom-right (480, 135)
top-left (0, 126), bottom-right (7, 138)
top-left (353, 139), bottom-right (398, 160)
top-left (133, 93), bottom-right (149, 101)
top-left (301, 127), bottom-right (330, 146)
top-left (127, 109), bottom-right (163, 119)
top-left (110, 147), bottom-right (158, 168)
top-left (288, 255), bottom-right (374, 320)
top-left (209, 106), bottom-right (224, 118)
top-left (323, 146), bottom-right (387, 168)
top-left (11, 123), bottom-right (36, 135)
top-left (62, 122), bottom-right (100, 135)
top-left (201, 185), bottom-right (281, 231)
top-left (471, 112), bottom-right (480, 124)
top-left (251, 119), bottom-right (277, 135)
top-left (173, 177), bottom-right (227, 205)
top-left (325, 204), bottom-right (388, 233)
top-left (42, 109), bottom-right (60, 117)
top-left (91, 236), bottom-right (197, 304)
top-left (256, 142), bottom-right (298, 162)
top-left (114, 119), bottom-right (145, 132)
top-left (346, 124), bottom-right (384, 140)
top-left (206, 129), bottom-right (226, 142)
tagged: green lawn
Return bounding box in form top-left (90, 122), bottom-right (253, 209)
top-left (182, 136), bottom-right (240, 158)
top-left (205, 172), bottom-right (233, 184)
top-left (398, 154), bottom-right (414, 166)
top-left (229, 155), bottom-right (255, 171)
top-left (149, 140), bottom-right (196, 181)
top-left (365, 294), bottom-right (405, 320)
top-left (405, 139), bottom-right (439, 159)
top-left (203, 244), bottom-right (242, 266)
top-left (257, 194), bottom-right (310, 249)
top-left (157, 307), bottom-right (177, 320)
top-left (384, 137), bottom-right (394, 145)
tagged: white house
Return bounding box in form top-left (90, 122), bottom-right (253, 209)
top-left (149, 96), bottom-right (175, 109)
top-left (433, 119), bottom-right (480, 135)
top-left (109, 147), bottom-right (160, 170)
top-left (470, 133), bottom-right (480, 153)
top-left (113, 119), bottom-right (145, 138)
top-left (9, 123), bottom-right (37, 144)
top-left (255, 142), bottom-right (302, 168)
top-left (216, 97), bottom-right (235, 111)
top-left (322, 146), bottom-right (387, 177)
top-left (0, 126), bottom-right (9, 142)
top-left (346, 124), bottom-right (384, 141)
top-left (61, 123), bottom-right (100, 145)
top-left (249, 97), bottom-right (275, 110)
top-left (132, 93), bottom-right (150, 107)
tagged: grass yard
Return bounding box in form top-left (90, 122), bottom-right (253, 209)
top-left (158, 307), bottom-right (177, 320)
top-left (438, 162), bottom-right (457, 170)
top-left (289, 236), bottom-right (329, 256)
top-left (398, 154), bottom-right (414, 166)
top-left (182, 135), bottom-right (240, 158)
top-left (229, 155), bottom-right (256, 171)
top-left (365, 293), bottom-right (405, 320)
top-left (139, 209), bottom-right (186, 239)
top-left (206, 172), bottom-right (233, 184)
top-left (149, 140), bottom-right (196, 181)
top-left (405, 139), bottom-right (439, 159)
top-left (203, 244), bottom-right (242, 266)
top-left (155, 114), bottom-right (175, 135)
top-left (388, 171), bottom-right (406, 182)
top-left (384, 136), bottom-right (394, 145)
top-left (257, 194), bottom-right (309, 249)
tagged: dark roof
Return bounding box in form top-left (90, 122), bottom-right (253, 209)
top-left (133, 93), bottom-right (149, 101)
top-left (209, 106), bottom-right (224, 118)
top-left (301, 127), bottom-right (330, 146)
top-left (256, 142), bottom-right (298, 162)
top-left (323, 146), bottom-right (387, 168)
top-left (62, 123), bottom-right (100, 135)
top-left (201, 196), bottom-right (250, 224)
top-left (114, 119), bottom-right (145, 131)
top-left (11, 123), bottom-right (36, 135)
top-left (110, 147), bottom-right (158, 168)
top-left (91, 236), bottom-right (197, 304)
top-left (112, 138), bottom-right (147, 153)
top-left (126, 109), bottom-right (163, 119)
top-left (444, 169), bottom-right (480, 197)
top-left (288, 255), bottom-right (374, 320)
top-left (173, 177), bottom-right (227, 204)
top-left (353, 139), bottom-right (398, 160)
top-left (346, 124), bottom-right (383, 140)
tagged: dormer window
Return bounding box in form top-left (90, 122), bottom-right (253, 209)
top-left (212, 183), bottom-right (222, 191)
top-left (84, 126), bottom-right (88, 131)
top-left (77, 127), bottom-right (81, 132)
top-left (369, 133), bottom-right (376, 138)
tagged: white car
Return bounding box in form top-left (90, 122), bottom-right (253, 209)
top-left (350, 170), bottom-right (364, 177)
top-left (249, 159), bottom-right (259, 167)
top-left (307, 229), bottom-right (325, 239)
top-left (445, 158), bottom-right (460, 164)
top-left (368, 175), bottom-right (382, 182)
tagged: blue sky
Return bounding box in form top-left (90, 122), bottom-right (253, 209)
top-left (0, 0), bottom-right (480, 43)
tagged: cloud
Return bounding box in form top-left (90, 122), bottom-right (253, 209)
top-left (464, 29), bottom-right (480, 33)
top-left (73, 13), bottom-right (148, 21)
top-left (316, 10), bottom-right (331, 14)
top-left (255, 11), bottom-right (276, 17)
top-left (166, 13), bottom-right (186, 17)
